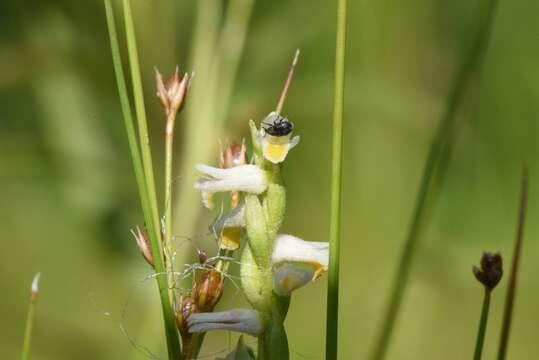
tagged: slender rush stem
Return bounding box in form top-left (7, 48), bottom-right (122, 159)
top-left (326, 0), bottom-right (347, 358)
top-left (474, 288), bottom-right (492, 360)
top-left (370, 1), bottom-right (500, 359)
top-left (164, 111), bottom-right (176, 304)
top-left (21, 304), bottom-right (35, 360)
top-left (122, 0), bottom-right (161, 236)
top-left (105, 1), bottom-right (181, 358)
top-left (497, 169), bottom-right (529, 360)
top-left (21, 273), bottom-right (40, 360)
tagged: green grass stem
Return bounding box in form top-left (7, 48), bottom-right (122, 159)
top-left (326, 0), bottom-right (348, 358)
top-left (370, 1), bottom-right (500, 359)
top-left (164, 119), bottom-right (176, 303)
top-left (473, 288), bottom-right (492, 360)
top-left (497, 169), bottom-right (529, 360)
top-left (21, 273), bottom-right (40, 360)
top-left (104, 1), bottom-right (181, 357)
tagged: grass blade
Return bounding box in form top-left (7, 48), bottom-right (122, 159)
top-left (21, 273), bottom-right (40, 360)
top-left (326, 0), bottom-right (348, 358)
top-left (497, 169), bottom-right (529, 360)
top-left (104, 0), bottom-right (181, 357)
top-left (370, 1), bottom-right (500, 359)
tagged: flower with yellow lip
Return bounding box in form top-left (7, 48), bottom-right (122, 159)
top-left (209, 201), bottom-right (245, 251)
top-left (271, 234), bottom-right (329, 296)
top-left (258, 112), bottom-right (300, 164)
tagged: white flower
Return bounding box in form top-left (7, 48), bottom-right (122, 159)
top-left (209, 202), bottom-right (245, 250)
top-left (188, 309), bottom-right (263, 336)
top-left (194, 164), bottom-right (268, 208)
top-left (210, 201), bottom-right (246, 234)
top-left (258, 112), bottom-right (300, 164)
top-left (271, 234), bottom-right (329, 296)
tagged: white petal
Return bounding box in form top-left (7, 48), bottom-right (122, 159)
top-left (194, 164), bottom-right (267, 194)
top-left (289, 135), bottom-right (300, 149)
top-left (273, 263), bottom-right (320, 296)
top-left (210, 201), bottom-right (245, 235)
top-left (201, 191), bottom-right (215, 209)
top-left (272, 234), bottom-right (329, 296)
top-left (188, 309), bottom-right (263, 336)
top-left (272, 234), bottom-right (329, 268)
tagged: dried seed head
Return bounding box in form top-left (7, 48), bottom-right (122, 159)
top-left (220, 142), bottom-right (248, 169)
top-left (193, 270), bottom-right (225, 313)
top-left (130, 226), bottom-right (154, 267)
top-left (176, 295), bottom-right (197, 337)
top-left (155, 66), bottom-right (190, 120)
top-left (473, 252), bottom-right (503, 290)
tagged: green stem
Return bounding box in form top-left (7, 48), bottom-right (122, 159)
top-left (122, 0), bottom-right (161, 235)
top-left (497, 169), bottom-right (529, 360)
top-left (474, 288), bottom-right (492, 360)
top-left (104, 1), bottom-right (181, 358)
top-left (21, 303), bottom-right (35, 360)
top-left (370, 1), bottom-right (500, 359)
top-left (326, 0), bottom-right (347, 358)
top-left (164, 117), bottom-right (176, 304)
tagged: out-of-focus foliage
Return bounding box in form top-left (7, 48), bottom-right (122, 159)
top-left (1, 0), bottom-right (538, 359)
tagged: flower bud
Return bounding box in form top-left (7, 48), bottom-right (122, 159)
top-left (193, 270), bottom-right (225, 312)
top-left (473, 252), bottom-right (503, 290)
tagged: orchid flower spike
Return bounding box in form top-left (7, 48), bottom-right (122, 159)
top-left (272, 234), bottom-right (329, 296)
top-left (194, 164), bottom-right (268, 208)
top-left (257, 112), bottom-right (300, 164)
top-left (188, 309), bottom-right (263, 336)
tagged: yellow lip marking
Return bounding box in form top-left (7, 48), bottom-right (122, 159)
top-left (220, 226), bottom-right (241, 251)
top-left (265, 143), bottom-right (287, 163)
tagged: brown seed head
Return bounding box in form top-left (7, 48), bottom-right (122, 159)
top-left (193, 270), bottom-right (225, 313)
top-left (130, 226), bottom-right (154, 267)
top-left (155, 66), bottom-right (190, 118)
top-left (221, 142), bottom-right (247, 169)
top-left (473, 252), bottom-right (503, 290)
top-left (176, 295), bottom-right (197, 337)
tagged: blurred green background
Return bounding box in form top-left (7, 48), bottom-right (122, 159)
top-left (1, 0), bottom-right (538, 359)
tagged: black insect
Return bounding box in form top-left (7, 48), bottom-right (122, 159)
top-left (262, 116), bottom-right (294, 136)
